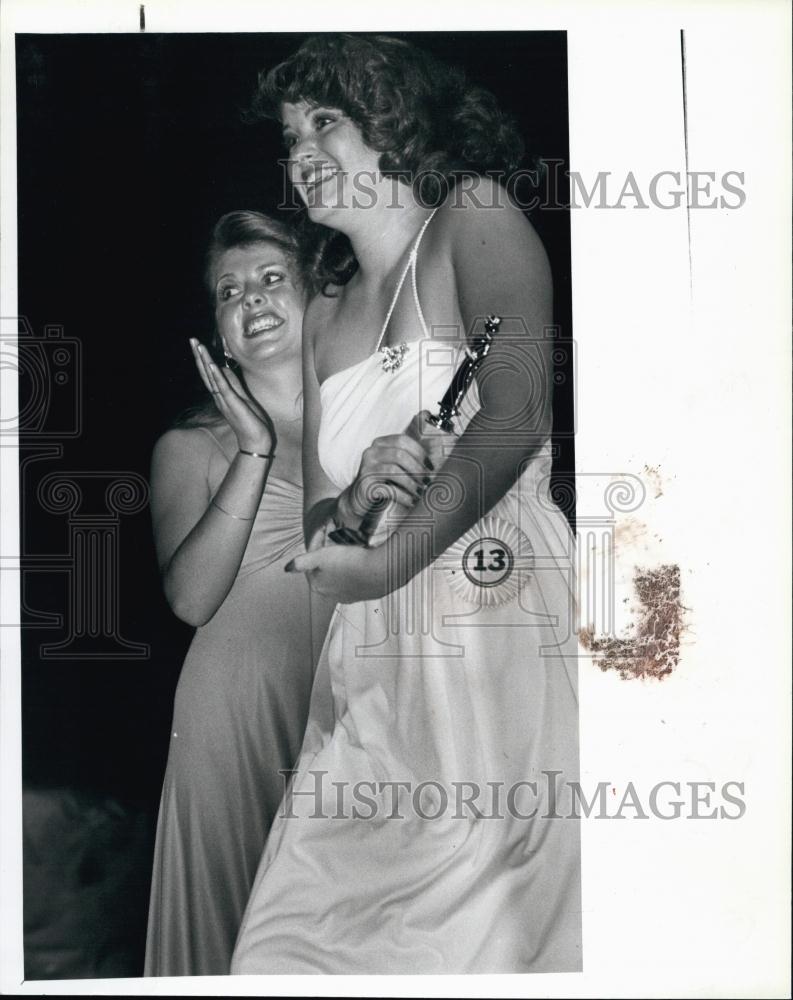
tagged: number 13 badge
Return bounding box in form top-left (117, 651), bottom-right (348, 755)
top-left (443, 515), bottom-right (535, 606)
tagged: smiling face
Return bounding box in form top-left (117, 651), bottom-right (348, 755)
top-left (212, 241), bottom-right (304, 371)
top-left (281, 101), bottom-right (385, 224)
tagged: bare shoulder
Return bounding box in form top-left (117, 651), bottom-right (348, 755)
top-left (423, 177), bottom-right (553, 336)
top-left (431, 176), bottom-right (549, 275)
top-left (151, 425), bottom-right (224, 472)
top-left (303, 285), bottom-right (347, 383)
top-left (303, 286), bottom-right (344, 350)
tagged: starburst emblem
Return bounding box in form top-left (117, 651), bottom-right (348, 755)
top-left (442, 515), bottom-right (534, 606)
top-left (379, 343), bottom-right (409, 373)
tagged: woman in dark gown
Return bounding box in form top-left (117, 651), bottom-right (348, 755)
top-left (144, 211), bottom-right (331, 976)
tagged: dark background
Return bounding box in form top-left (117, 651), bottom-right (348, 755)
top-left (15, 31), bottom-right (573, 977)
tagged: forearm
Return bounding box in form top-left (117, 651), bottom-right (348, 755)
top-left (304, 496), bottom-right (338, 551)
top-left (304, 484), bottom-right (368, 551)
top-left (383, 417), bottom-right (549, 589)
top-left (162, 454), bottom-right (271, 625)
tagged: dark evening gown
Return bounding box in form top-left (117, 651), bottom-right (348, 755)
top-left (144, 426), bottom-right (318, 976)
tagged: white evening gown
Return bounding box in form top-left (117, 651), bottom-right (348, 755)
top-left (232, 216), bottom-right (582, 974)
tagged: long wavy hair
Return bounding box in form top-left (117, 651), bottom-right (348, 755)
top-left (174, 210), bottom-right (303, 429)
top-left (250, 34), bottom-right (525, 292)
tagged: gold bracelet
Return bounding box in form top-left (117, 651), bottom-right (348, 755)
top-left (239, 449), bottom-right (276, 460)
top-left (210, 498), bottom-right (255, 521)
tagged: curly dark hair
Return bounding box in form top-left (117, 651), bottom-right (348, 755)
top-left (250, 34), bottom-right (525, 290)
top-left (175, 210), bottom-right (305, 429)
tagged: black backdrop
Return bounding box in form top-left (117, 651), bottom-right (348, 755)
top-left (15, 30), bottom-right (573, 971)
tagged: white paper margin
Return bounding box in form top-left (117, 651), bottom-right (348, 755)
top-left (1, 0), bottom-right (790, 996)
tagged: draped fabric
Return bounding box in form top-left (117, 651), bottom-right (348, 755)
top-left (144, 429), bottom-right (315, 976)
top-left (232, 318), bottom-right (582, 972)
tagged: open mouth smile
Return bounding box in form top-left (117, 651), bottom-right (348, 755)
top-left (245, 313), bottom-right (284, 338)
top-left (299, 163), bottom-right (340, 201)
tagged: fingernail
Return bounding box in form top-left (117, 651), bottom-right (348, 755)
top-left (422, 476), bottom-right (431, 487)
top-left (284, 560), bottom-right (295, 572)
top-left (424, 458), bottom-right (434, 470)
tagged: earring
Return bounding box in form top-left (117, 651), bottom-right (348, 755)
top-left (223, 350), bottom-right (233, 370)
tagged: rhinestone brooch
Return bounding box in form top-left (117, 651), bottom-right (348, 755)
top-left (379, 343), bottom-right (409, 373)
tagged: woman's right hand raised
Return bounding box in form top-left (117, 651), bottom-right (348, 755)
top-left (341, 432), bottom-right (432, 519)
top-left (190, 339), bottom-right (276, 454)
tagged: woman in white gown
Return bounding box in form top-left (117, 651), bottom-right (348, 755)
top-left (232, 35), bottom-right (581, 974)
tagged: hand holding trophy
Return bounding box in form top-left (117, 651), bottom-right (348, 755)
top-left (328, 317), bottom-right (499, 547)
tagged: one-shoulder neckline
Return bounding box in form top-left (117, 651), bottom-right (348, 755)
top-left (317, 209), bottom-right (439, 394)
top-left (318, 336), bottom-right (427, 393)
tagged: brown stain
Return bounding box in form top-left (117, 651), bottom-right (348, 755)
top-left (642, 463), bottom-right (664, 499)
top-left (579, 564), bottom-right (685, 681)
top-left (613, 517), bottom-right (648, 551)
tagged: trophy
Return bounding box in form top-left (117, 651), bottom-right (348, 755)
top-left (328, 316), bottom-right (500, 547)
